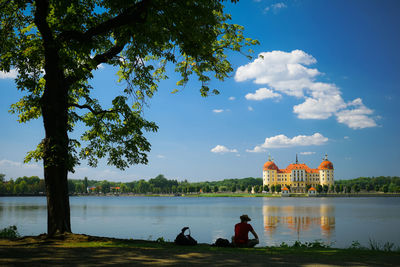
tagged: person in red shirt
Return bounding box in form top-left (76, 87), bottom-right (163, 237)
top-left (232, 214), bottom-right (259, 247)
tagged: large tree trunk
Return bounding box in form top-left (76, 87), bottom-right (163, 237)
top-left (41, 66), bottom-right (71, 236)
top-left (41, 77), bottom-right (71, 235)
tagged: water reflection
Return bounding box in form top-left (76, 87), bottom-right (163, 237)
top-left (263, 204), bottom-right (335, 240)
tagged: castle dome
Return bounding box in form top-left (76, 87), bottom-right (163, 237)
top-left (263, 161), bottom-right (279, 171)
top-left (318, 160), bottom-right (333, 170)
top-left (318, 154), bottom-right (333, 170)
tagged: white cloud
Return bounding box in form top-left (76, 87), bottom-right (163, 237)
top-left (245, 87), bottom-right (281, 101)
top-left (0, 69), bottom-right (18, 79)
top-left (213, 109), bottom-right (224, 113)
top-left (247, 133), bottom-right (328, 152)
top-left (211, 145), bottom-right (238, 154)
top-left (156, 154), bottom-right (165, 159)
top-left (300, 152), bottom-right (315, 155)
top-left (248, 106), bottom-right (254, 111)
top-left (336, 98), bottom-right (377, 129)
top-left (98, 64), bottom-right (105, 69)
top-left (228, 96), bottom-right (235, 101)
top-left (0, 159), bottom-right (42, 179)
top-left (264, 2), bottom-right (287, 13)
top-left (235, 50), bottom-right (377, 129)
top-left (344, 136), bottom-right (350, 139)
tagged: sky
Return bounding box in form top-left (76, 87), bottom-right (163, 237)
top-left (1, 0), bottom-right (399, 182)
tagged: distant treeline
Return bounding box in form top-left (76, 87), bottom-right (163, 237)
top-left (0, 173), bottom-right (399, 195)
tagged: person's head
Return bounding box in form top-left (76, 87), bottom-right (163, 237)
top-left (240, 214), bottom-right (251, 223)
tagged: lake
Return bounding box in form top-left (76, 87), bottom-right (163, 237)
top-left (1, 196), bottom-right (399, 248)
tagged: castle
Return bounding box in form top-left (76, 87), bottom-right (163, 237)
top-left (263, 154), bottom-right (334, 193)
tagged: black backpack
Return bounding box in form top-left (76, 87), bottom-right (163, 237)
top-left (213, 238), bottom-right (231, 247)
top-left (174, 227), bottom-right (197, 246)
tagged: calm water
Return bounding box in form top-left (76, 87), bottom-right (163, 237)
top-left (1, 196), bottom-right (399, 248)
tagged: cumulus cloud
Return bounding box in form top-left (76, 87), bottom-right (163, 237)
top-left (228, 96), bottom-right (235, 101)
top-left (335, 98), bottom-right (377, 129)
top-left (247, 133), bottom-right (328, 152)
top-left (248, 106), bottom-right (254, 111)
top-left (0, 69), bottom-right (18, 79)
top-left (245, 88), bottom-right (281, 101)
top-left (300, 152), bottom-right (316, 155)
top-left (156, 154), bottom-right (166, 159)
top-left (211, 145), bottom-right (238, 154)
top-left (213, 109), bottom-right (224, 113)
top-left (235, 50), bottom-right (377, 129)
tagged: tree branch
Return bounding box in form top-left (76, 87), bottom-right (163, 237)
top-left (69, 103), bottom-right (120, 116)
top-left (58, 0), bottom-right (151, 44)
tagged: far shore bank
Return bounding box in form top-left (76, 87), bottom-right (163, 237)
top-left (1, 192), bottom-right (400, 198)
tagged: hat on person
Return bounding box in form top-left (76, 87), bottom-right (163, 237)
top-left (240, 214), bottom-right (251, 221)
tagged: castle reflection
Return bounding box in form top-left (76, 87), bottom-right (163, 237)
top-left (263, 205), bottom-right (335, 238)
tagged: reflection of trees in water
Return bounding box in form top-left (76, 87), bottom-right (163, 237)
top-left (263, 205), bottom-right (335, 238)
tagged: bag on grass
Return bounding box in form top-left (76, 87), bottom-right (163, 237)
top-left (174, 227), bottom-right (197, 246)
top-left (213, 238), bottom-right (231, 247)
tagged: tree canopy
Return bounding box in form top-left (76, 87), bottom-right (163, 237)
top-left (1, 0), bottom-right (257, 170)
top-left (0, 0), bottom-right (258, 234)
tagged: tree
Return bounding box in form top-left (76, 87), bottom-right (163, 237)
top-left (335, 184), bottom-right (341, 193)
top-left (271, 185), bottom-right (275, 193)
top-left (231, 184), bottom-right (236, 193)
top-left (263, 185), bottom-right (269, 192)
top-left (275, 184), bottom-right (281, 193)
top-left (329, 185), bottom-right (334, 193)
top-left (0, 174), bottom-right (5, 182)
top-left (254, 185), bottom-right (260, 193)
top-left (1, 0), bottom-right (257, 235)
top-left (213, 186), bottom-right (219, 193)
top-left (382, 184), bottom-right (389, 193)
top-left (317, 185), bottom-right (323, 193)
top-left (323, 185), bottom-right (329, 193)
top-left (67, 180), bottom-right (75, 194)
top-left (352, 184), bottom-right (360, 193)
top-left (247, 185), bottom-right (252, 193)
top-left (83, 177), bottom-right (89, 193)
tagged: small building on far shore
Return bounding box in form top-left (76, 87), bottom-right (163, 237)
top-left (308, 187), bottom-right (317, 196)
top-left (281, 187), bottom-right (290, 197)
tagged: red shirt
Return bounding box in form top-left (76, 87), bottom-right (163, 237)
top-left (234, 222), bottom-right (254, 244)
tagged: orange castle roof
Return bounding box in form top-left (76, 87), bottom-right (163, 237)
top-left (282, 187), bottom-right (289, 191)
top-left (318, 160), bottom-right (333, 170)
top-left (308, 187), bottom-right (316, 191)
top-left (263, 161), bottom-right (279, 171)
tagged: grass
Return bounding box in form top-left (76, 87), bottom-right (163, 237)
top-left (1, 232), bottom-right (399, 266)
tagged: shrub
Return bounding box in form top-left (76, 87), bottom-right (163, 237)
top-left (0, 225), bottom-right (20, 238)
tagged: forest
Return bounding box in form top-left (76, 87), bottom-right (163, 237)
top-left (0, 173), bottom-right (399, 195)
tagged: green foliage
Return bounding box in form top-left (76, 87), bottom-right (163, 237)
top-left (0, 176), bottom-right (45, 195)
top-left (1, 0), bottom-right (258, 172)
top-left (0, 225), bottom-right (20, 239)
top-left (335, 176), bottom-right (400, 193)
top-left (280, 240), bottom-right (331, 249)
top-left (275, 184), bottom-right (281, 193)
top-left (317, 185), bottom-right (323, 193)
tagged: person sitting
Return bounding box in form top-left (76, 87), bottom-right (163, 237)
top-left (232, 214), bottom-right (259, 247)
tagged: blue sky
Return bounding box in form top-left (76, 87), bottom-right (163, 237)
top-left (1, 0), bottom-right (399, 182)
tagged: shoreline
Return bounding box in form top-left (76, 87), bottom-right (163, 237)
top-left (1, 192), bottom-right (400, 198)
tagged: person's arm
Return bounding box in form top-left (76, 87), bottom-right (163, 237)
top-left (250, 229), bottom-right (259, 240)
